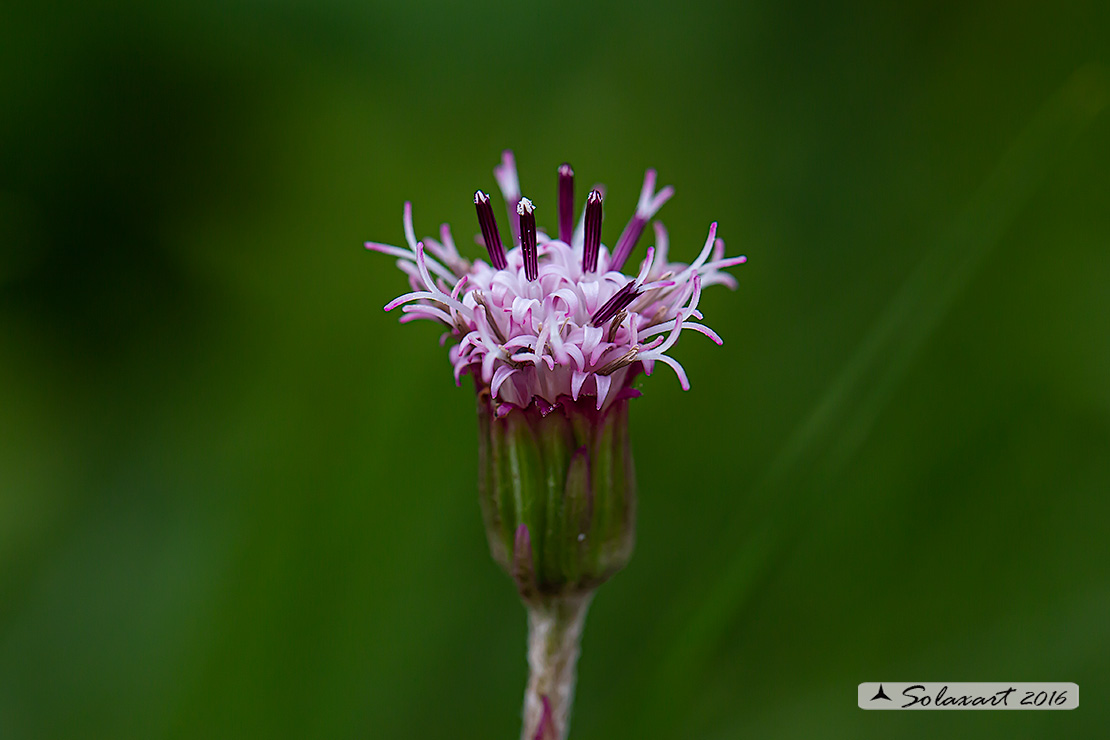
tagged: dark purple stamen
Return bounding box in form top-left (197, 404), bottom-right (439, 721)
top-left (590, 281), bottom-right (639, 326)
top-left (582, 189), bottom-right (603, 273)
top-left (475, 190), bottom-right (508, 270)
top-left (558, 163), bottom-right (574, 244)
top-left (608, 212), bottom-right (649, 273)
top-left (518, 197), bottom-right (538, 281)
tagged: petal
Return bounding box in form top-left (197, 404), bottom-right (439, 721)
top-left (594, 373), bottom-right (612, 410)
top-left (403, 202), bottom-right (418, 250)
top-left (491, 365), bottom-right (518, 398)
top-left (581, 324), bottom-right (603, 358)
top-left (571, 370), bottom-right (588, 401)
top-left (649, 353), bottom-right (690, 390)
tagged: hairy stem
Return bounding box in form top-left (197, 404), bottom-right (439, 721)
top-left (521, 594), bottom-right (593, 740)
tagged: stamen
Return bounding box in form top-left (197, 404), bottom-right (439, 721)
top-left (609, 170), bottom-right (674, 272)
top-left (609, 215), bottom-right (647, 273)
top-left (472, 292), bottom-right (508, 343)
top-left (596, 346), bottom-right (639, 376)
top-left (606, 310), bottom-right (626, 343)
top-left (474, 190), bottom-right (508, 270)
top-left (582, 189), bottom-right (603, 273)
top-left (590, 281), bottom-right (639, 326)
top-left (517, 197), bottom-right (538, 281)
top-left (557, 163), bottom-right (574, 244)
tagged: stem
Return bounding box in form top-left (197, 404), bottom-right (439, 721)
top-left (521, 593), bottom-right (593, 740)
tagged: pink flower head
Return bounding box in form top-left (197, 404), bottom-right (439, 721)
top-left (366, 152), bottom-right (746, 416)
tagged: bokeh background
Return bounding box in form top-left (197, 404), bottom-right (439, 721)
top-left (2, 1), bottom-right (1108, 738)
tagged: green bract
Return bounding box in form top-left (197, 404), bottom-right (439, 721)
top-left (477, 391), bottom-right (636, 604)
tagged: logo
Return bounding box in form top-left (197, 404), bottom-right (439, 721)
top-left (870, 684), bottom-right (892, 702)
top-left (858, 683), bottom-right (1078, 710)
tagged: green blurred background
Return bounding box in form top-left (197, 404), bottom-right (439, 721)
top-left (2, 1), bottom-right (1108, 738)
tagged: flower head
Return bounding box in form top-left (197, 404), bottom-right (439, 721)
top-left (366, 153), bottom-right (747, 739)
top-left (366, 151), bottom-right (746, 416)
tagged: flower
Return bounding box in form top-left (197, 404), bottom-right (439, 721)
top-left (365, 152), bottom-right (746, 740)
top-left (366, 151), bottom-right (747, 597)
top-left (366, 150), bottom-right (746, 417)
